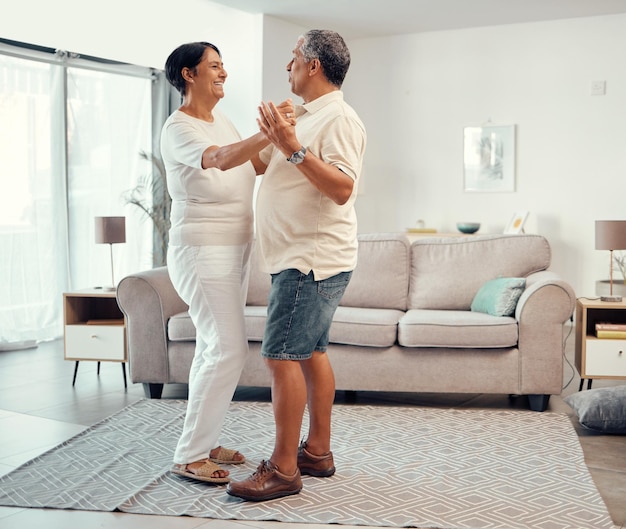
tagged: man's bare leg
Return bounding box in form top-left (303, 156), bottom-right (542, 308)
top-left (265, 358), bottom-right (307, 475)
top-left (301, 350), bottom-right (335, 455)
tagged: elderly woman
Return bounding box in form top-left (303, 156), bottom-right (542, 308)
top-left (160, 41), bottom-right (293, 484)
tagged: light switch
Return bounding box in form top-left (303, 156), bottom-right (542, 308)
top-left (590, 80), bottom-right (606, 96)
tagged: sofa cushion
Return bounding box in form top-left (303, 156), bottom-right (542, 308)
top-left (245, 305), bottom-right (267, 342)
top-left (398, 309), bottom-right (519, 348)
top-left (408, 234), bottom-right (550, 310)
top-left (330, 306), bottom-right (403, 347)
top-left (247, 234), bottom-right (410, 311)
top-left (471, 277), bottom-right (526, 317)
top-left (340, 233), bottom-right (410, 310)
top-left (168, 311), bottom-right (196, 342)
top-left (173, 304), bottom-right (403, 348)
top-left (169, 307), bottom-right (270, 344)
top-left (245, 306), bottom-right (402, 347)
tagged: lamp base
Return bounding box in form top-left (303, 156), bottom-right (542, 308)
top-left (600, 295), bottom-right (623, 302)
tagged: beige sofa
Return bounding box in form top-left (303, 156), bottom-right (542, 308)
top-left (116, 233), bottom-right (576, 411)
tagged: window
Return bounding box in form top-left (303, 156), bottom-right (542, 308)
top-left (66, 67), bottom-right (154, 288)
top-left (0, 40), bottom-right (170, 344)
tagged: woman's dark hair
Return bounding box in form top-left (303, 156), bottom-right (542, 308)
top-left (165, 42), bottom-right (221, 96)
top-left (299, 30), bottom-right (350, 88)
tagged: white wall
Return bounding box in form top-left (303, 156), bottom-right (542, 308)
top-left (0, 0), bottom-right (263, 134)
top-left (4, 6), bottom-right (624, 297)
top-left (345, 14), bottom-right (626, 296)
top-left (256, 15), bottom-right (626, 295)
top-left (261, 17), bottom-right (306, 104)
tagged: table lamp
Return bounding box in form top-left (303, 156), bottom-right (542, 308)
top-left (595, 220), bottom-right (626, 302)
top-left (94, 216), bottom-right (126, 291)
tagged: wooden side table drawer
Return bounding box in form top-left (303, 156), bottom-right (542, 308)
top-left (64, 325), bottom-right (126, 361)
top-left (585, 338), bottom-right (626, 376)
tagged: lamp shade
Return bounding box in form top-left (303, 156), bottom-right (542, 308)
top-left (595, 220), bottom-right (626, 251)
top-left (94, 216), bottom-right (126, 244)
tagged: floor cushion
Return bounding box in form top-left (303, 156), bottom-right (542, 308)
top-left (565, 386), bottom-right (626, 434)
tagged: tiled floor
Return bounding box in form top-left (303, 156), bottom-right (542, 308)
top-left (0, 324), bottom-right (624, 529)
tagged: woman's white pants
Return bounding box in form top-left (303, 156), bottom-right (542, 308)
top-left (167, 243), bottom-right (252, 464)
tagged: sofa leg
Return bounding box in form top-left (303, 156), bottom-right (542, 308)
top-left (343, 390), bottom-right (357, 403)
top-left (143, 383), bottom-right (164, 399)
top-left (527, 394), bottom-right (550, 412)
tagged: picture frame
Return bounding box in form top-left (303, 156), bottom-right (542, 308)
top-left (504, 211), bottom-right (529, 234)
top-left (463, 125), bottom-right (516, 192)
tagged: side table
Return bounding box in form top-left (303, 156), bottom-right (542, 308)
top-left (574, 297), bottom-right (626, 390)
top-left (63, 289), bottom-right (127, 388)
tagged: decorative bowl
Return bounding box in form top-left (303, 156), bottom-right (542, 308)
top-left (456, 222), bottom-right (481, 234)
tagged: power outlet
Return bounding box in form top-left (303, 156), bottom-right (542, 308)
top-left (590, 80), bottom-right (606, 96)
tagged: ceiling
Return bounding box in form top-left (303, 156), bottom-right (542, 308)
top-left (208, 0), bottom-right (626, 39)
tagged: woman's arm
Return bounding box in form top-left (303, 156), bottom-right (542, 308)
top-left (201, 132), bottom-right (268, 171)
top-left (201, 99), bottom-right (294, 172)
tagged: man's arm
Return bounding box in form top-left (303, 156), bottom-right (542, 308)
top-left (257, 101), bottom-right (354, 205)
top-left (287, 148), bottom-right (354, 205)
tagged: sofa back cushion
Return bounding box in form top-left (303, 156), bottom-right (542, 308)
top-left (246, 233), bottom-right (411, 311)
top-left (341, 233), bottom-right (410, 310)
top-left (408, 234), bottom-right (551, 310)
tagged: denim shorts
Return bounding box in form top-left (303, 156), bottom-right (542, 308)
top-left (261, 269), bottom-right (352, 360)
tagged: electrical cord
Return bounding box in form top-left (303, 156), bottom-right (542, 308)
top-left (561, 318), bottom-right (575, 391)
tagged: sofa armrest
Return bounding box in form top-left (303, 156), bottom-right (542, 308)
top-left (515, 270), bottom-right (576, 394)
top-left (116, 267), bottom-right (188, 384)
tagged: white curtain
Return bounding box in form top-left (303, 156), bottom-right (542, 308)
top-left (66, 67), bottom-right (153, 290)
top-left (0, 54), bottom-right (65, 343)
top-left (0, 43), bottom-right (164, 345)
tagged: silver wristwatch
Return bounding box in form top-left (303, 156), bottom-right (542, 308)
top-left (287, 146), bottom-right (307, 165)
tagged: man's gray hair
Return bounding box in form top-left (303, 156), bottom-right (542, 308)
top-left (299, 30), bottom-right (350, 88)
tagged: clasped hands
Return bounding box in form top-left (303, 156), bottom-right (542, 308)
top-left (257, 99), bottom-right (300, 156)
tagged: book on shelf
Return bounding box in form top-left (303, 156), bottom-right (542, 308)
top-left (595, 322), bottom-right (626, 331)
top-left (596, 329), bottom-right (626, 339)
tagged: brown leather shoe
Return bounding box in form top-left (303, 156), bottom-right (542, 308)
top-left (226, 460), bottom-right (302, 501)
top-left (297, 441), bottom-right (336, 477)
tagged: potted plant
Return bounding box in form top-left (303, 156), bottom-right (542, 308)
top-left (123, 151), bottom-right (171, 267)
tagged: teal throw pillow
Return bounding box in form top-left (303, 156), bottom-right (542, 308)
top-left (470, 277), bottom-right (526, 317)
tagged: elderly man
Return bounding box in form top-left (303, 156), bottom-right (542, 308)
top-left (227, 29), bottom-right (367, 502)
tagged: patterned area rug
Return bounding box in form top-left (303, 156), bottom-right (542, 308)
top-left (0, 399), bottom-right (616, 529)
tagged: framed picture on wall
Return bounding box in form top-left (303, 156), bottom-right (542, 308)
top-left (463, 125), bottom-right (516, 192)
top-left (504, 211), bottom-right (529, 234)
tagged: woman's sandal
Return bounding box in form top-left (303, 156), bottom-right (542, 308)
top-left (209, 446), bottom-right (246, 465)
top-left (171, 459), bottom-right (230, 483)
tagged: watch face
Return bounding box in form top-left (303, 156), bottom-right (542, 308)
top-left (288, 146), bottom-right (306, 164)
